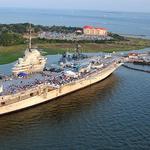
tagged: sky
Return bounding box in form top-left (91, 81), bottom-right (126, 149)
top-left (0, 0), bottom-right (150, 13)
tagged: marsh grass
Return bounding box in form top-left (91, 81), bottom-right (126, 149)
top-left (0, 37), bottom-right (150, 65)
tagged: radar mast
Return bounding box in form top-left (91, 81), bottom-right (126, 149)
top-left (27, 24), bottom-right (33, 51)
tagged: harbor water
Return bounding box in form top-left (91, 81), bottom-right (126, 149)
top-left (0, 8), bottom-right (150, 38)
top-left (0, 54), bottom-right (149, 150)
top-left (0, 9), bottom-right (150, 150)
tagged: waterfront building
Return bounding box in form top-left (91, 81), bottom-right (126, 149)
top-left (83, 26), bottom-right (107, 36)
top-left (128, 53), bottom-right (139, 59)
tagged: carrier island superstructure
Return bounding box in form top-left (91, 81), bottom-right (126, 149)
top-left (0, 30), bottom-right (123, 115)
top-left (12, 25), bottom-right (47, 76)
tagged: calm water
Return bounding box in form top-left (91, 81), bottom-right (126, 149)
top-left (0, 8), bottom-right (150, 37)
top-left (0, 9), bottom-right (150, 149)
top-left (0, 54), bottom-right (150, 150)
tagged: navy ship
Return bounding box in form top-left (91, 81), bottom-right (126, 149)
top-left (0, 28), bottom-right (123, 115)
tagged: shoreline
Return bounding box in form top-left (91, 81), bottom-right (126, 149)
top-left (0, 23), bottom-right (150, 65)
top-left (0, 46), bottom-right (150, 66)
top-left (0, 45), bottom-right (150, 65)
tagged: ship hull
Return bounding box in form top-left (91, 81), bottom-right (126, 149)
top-left (0, 63), bottom-right (122, 115)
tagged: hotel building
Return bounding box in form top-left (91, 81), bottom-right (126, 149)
top-left (83, 26), bottom-right (107, 36)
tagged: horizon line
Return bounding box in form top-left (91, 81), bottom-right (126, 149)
top-left (0, 6), bottom-right (150, 14)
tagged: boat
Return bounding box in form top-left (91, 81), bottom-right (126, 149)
top-left (0, 27), bottom-right (123, 116)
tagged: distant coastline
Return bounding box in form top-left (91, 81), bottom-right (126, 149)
top-left (0, 22), bottom-right (150, 65)
top-left (0, 8), bottom-right (150, 37)
top-left (120, 33), bottom-right (150, 39)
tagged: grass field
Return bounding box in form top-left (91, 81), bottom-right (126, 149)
top-left (0, 37), bottom-right (150, 65)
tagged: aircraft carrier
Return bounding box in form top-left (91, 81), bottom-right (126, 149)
top-left (0, 28), bottom-right (123, 115)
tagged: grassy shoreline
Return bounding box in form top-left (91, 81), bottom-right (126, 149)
top-left (0, 37), bottom-right (150, 65)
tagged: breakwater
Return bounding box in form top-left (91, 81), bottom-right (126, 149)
top-left (133, 61), bottom-right (150, 66)
top-left (123, 64), bottom-right (150, 73)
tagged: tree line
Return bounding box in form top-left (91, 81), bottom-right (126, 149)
top-left (0, 23), bottom-right (82, 46)
top-left (0, 23), bottom-right (125, 46)
top-left (0, 23), bottom-right (82, 34)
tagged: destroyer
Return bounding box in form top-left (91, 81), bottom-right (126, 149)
top-left (0, 28), bottom-right (123, 115)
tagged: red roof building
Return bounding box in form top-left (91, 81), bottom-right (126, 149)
top-left (83, 26), bottom-right (93, 29)
top-left (83, 25), bottom-right (107, 36)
